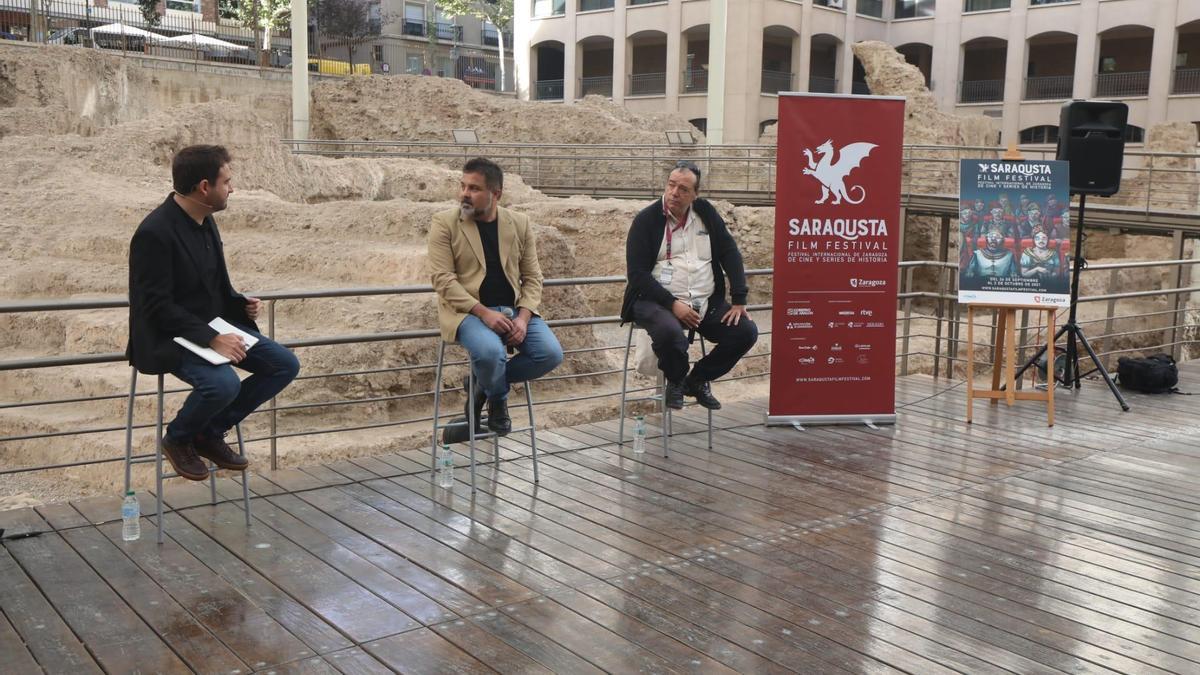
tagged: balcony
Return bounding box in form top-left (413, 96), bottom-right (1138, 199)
top-left (434, 22), bottom-right (462, 41)
top-left (535, 79), bottom-right (564, 100)
top-left (1023, 75), bottom-right (1073, 100)
top-left (1173, 68), bottom-right (1200, 95)
top-left (683, 68), bottom-right (707, 93)
top-left (1095, 71), bottom-right (1150, 97)
top-left (857, 0), bottom-right (883, 17)
top-left (481, 28), bottom-right (512, 47)
top-left (958, 79), bottom-right (1003, 103)
top-left (579, 0), bottom-right (614, 9)
top-left (809, 76), bottom-right (837, 93)
top-left (761, 70), bottom-right (794, 95)
top-left (629, 72), bottom-right (666, 96)
top-left (403, 19), bottom-right (426, 37)
top-left (579, 76), bottom-right (613, 97)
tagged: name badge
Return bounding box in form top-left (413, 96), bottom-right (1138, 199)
top-left (659, 264), bottom-right (674, 285)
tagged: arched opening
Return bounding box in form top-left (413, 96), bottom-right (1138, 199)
top-left (960, 37), bottom-right (1007, 103)
top-left (1019, 125), bottom-right (1059, 145)
top-left (689, 117), bottom-right (708, 135)
top-left (578, 36), bottom-right (614, 98)
top-left (896, 42), bottom-right (932, 88)
top-left (628, 30), bottom-right (667, 96)
top-left (1096, 25), bottom-right (1153, 97)
top-left (1025, 32), bottom-right (1076, 100)
top-left (852, 55), bottom-right (870, 94)
top-left (683, 25), bottom-right (710, 93)
top-left (809, 34), bottom-right (840, 93)
top-left (759, 119), bottom-right (778, 136)
top-left (532, 41), bottom-right (565, 100)
top-left (761, 26), bottom-right (799, 94)
top-left (1174, 20), bottom-right (1200, 95)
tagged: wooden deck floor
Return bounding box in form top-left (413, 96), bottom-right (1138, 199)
top-left (4, 369), bottom-right (1200, 674)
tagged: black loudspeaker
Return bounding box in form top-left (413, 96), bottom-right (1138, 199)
top-left (1056, 100), bottom-right (1128, 196)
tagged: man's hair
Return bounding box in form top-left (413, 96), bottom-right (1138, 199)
top-left (172, 145), bottom-right (232, 195)
top-left (672, 160), bottom-right (702, 192)
top-left (463, 157), bottom-right (503, 191)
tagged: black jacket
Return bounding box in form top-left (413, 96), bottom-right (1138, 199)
top-left (126, 194), bottom-right (256, 374)
top-left (621, 197), bottom-right (749, 322)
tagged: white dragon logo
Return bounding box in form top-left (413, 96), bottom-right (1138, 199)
top-left (802, 140), bottom-right (878, 205)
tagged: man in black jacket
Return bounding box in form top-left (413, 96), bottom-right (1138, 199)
top-left (621, 161), bottom-right (757, 410)
top-left (127, 145), bottom-right (299, 481)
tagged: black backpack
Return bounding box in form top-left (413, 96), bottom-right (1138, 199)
top-left (1116, 353), bottom-right (1181, 394)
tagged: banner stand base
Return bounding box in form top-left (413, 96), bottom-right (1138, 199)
top-left (766, 414), bottom-right (896, 427)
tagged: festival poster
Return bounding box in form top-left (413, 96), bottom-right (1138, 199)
top-left (957, 159), bottom-right (1071, 306)
top-left (767, 94), bottom-right (904, 426)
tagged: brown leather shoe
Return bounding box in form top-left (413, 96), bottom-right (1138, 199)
top-left (161, 435), bottom-right (209, 481)
top-left (193, 433), bottom-right (250, 471)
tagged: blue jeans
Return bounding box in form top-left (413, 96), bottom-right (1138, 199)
top-left (455, 307), bottom-right (563, 401)
top-left (166, 329), bottom-right (300, 441)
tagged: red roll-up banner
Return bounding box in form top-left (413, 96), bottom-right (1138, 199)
top-left (767, 93), bottom-right (905, 426)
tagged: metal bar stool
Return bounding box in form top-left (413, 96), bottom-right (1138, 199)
top-left (123, 368), bottom-right (252, 544)
top-left (618, 323), bottom-right (713, 457)
top-left (429, 341), bottom-right (540, 493)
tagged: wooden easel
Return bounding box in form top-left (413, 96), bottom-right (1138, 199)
top-left (966, 303), bottom-right (1056, 426)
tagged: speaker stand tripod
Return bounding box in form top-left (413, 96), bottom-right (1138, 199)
top-left (1012, 193), bottom-right (1130, 411)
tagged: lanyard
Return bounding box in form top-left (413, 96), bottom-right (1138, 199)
top-left (664, 210), bottom-right (688, 259)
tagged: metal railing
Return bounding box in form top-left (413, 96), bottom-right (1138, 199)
top-left (682, 67), bottom-right (708, 93)
top-left (579, 75), bottom-right (613, 98)
top-left (4, 257), bottom-right (1198, 485)
top-left (1024, 75), bottom-right (1073, 101)
top-left (629, 71), bottom-right (666, 96)
top-left (1096, 71), bottom-right (1151, 98)
top-left (760, 70), bottom-right (794, 95)
top-left (534, 79), bottom-right (564, 100)
top-left (809, 76), bottom-right (837, 93)
top-left (1173, 68), bottom-right (1200, 96)
top-left (959, 79), bottom-right (1004, 103)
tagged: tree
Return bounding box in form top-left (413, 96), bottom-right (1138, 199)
top-left (311, 0), bottom-right (376, 68)
top-left (219, 0), bottom-right (292, 62)
top-left (136, 0), bottom-right (161, 26)
top-left (435, 0), bottom-right (512, 92)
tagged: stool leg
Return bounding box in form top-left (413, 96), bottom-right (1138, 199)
top-left (236, 425), bottom-right (251, 527)
top-left (525, 382), bottom-right (539, 483)
top-left (467, 369), bottom-right (478, 494)
top-left (700, 337), bottom-right (712, 450)
top-left (430, 341), bottom-right (446, 478)
top-left (208, 460), bottom-right (217, 506)
top-left (155, 374), bottom-right (166, 545)
top-left (124, 367), bottom-right (138, 495)
top-left (618, 324), bottom-right (634, 447)
top-left (659, 373), bottom-right (670, 458)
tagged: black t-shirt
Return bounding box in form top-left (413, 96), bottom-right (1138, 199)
top-left (180, 216), bottom-right (223, 321)
top-left (476, 218), bottom-right (516, 308)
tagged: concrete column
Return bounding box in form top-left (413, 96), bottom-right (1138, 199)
top-left (516, 1), bottom-right (532, 99)
top-left (665, 4), bottom-right (682, 109)
top-left (563, 2), bottom-right (577, 102)
top-left (290, 0), bottom-right (309, 140)
top-left (931, 0), bottom-right (962, 108)
top-left (797, 1), bottom-right (813, 91)
top-left (613, 0), bottom-right (628, 104)
top-left (790, 33), bottom-right (803, 93)
top-left (706, 0), bottom-right (727, 143)
top-left (840, 0), bottom-right (858, 94)
top-left (1072, 0), bottom-right (1101, 99)
top-left (1000, 0), bottom-right (1028, 145)
top-left (1146, 0), bottom-right (1180, 124)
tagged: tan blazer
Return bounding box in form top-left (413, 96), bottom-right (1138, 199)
top-left (428, 206), bottom-right (544, 342)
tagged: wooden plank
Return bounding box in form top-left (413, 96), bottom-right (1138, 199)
top-left (0, 590), bottom-right (53, 674)
top-left (363, 627), bottom-right (492, 674)
top-left (34, 502), bottom-right (89, 531)
top-left (0, 507), bottom-right (49, 537)
top-left (97, 516), bottom-right (317, 670)
top-left (431, 617), bottom-right (555, 674)
top-left (324, 459), bottom-right (385, 482)
top-left (179, 502), bottom-right (417, 643)
top-left (5, 531), bottom-right (190, 673)
top-left (60, 526), bottom-right (249, 674)
top-left (258, 654), bottom-right (341, 675)
top-left (68, 493), bottom-right (157, 527)
top-left (160, 511), bottom-right (353, 655)
top-left (467, 609), bottom-right (605, 674)
top-left (321, 647), bottom-right (393, 675)
top-left (298, 464), bottom-right (354, 486)
top-left (0, 543), bottom-right (100, 673)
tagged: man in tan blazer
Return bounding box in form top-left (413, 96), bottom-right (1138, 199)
top-left (429, 158), bottom-right (563, 440)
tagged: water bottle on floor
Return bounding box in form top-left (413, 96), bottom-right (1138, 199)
top-left (633, 415), bottom-right (646, 454)
top-left (122, 490), bottom-right (140, 541)
top-left (438, 444), bottom-right (455, 488)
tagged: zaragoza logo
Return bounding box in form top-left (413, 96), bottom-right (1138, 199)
top-left (802, 140), bottom-right (878, 205)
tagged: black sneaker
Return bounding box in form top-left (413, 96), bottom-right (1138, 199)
top-left (463, 378), bottom-right (487, 428)
top-left (161, 435), bottom-right (209, 481)
top-left (487, 398), bottom-right (511, 436)
top-left (663, 380), bottom-right (685, 410)
top-left (684, 376), bottom-right (722, 410)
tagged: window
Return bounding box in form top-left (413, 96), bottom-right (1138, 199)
top-left (964, 0), bottom-right (1010, 11)
top-left (406, 54), bottom-right (422, 74)
top-left (1019, 125), bottom-right (1059, 144)
top-left (894, 0), bottom-right (934, 19)
top-left (373, 45), bottom-right (383, 63)
top-left (1124, 125), bottom-right (1145, 143)
top-left (532, 0), bottom-right (566, 17)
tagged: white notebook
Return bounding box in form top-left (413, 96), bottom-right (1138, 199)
top-left (173, 318), bottom-right (259, 365)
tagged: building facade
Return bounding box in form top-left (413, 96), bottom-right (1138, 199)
top-left (515, 0), bottom-right (1200, 144)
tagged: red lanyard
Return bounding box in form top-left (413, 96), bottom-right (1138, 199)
top-left (664, 211), bottom-right (688, 259)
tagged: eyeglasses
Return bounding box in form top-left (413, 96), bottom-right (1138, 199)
top-left (674, 160), bottom-right (701, 182)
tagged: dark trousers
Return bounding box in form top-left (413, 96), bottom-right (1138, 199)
top-left (632, 299), bottom-right (758, 384)
top-left (167, 329), bottom-right (300, 442)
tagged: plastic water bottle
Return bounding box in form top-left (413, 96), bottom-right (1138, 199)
top-left (437, 444), bottom-right (454, 488)
top-left (633, 416), bottom-right (646, 454)
top-left (121, 490), bottom-right (140, 541)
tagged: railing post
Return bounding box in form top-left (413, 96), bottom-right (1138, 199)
top-left (1103, 268), bottom-right (1119, 371)
top-left (1170, 229), bottom-right (1186, 361)
top-left (900, 267), bottom-right (914, 376)
top-left (268, 299), bottom-right (278, 470)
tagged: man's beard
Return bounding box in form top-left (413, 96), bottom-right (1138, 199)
top-left (461, 194), bottom-right (493, 219)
